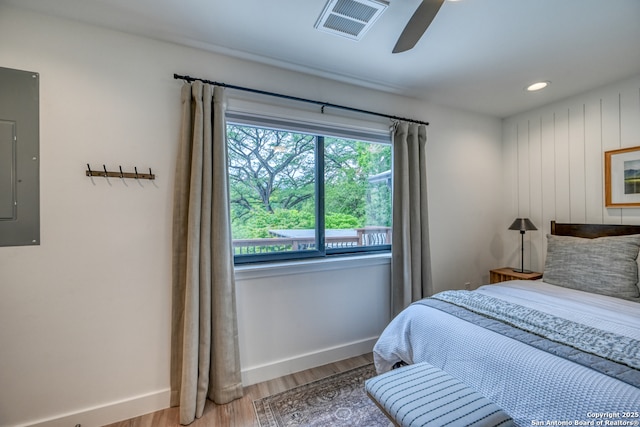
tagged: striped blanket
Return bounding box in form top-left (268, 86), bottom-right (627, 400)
top-left (417, 290), bottom-right (640, 387)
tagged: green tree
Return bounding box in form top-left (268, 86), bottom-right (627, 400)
top-left (232, 207), bottom-right (315, 239)
top-left (227, 125), bottom-right (315, 219)
top-left (227, 124), bottom-right (392, 239)
top-left (324, 138), bottom-right (391, 227)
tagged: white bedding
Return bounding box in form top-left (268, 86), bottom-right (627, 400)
top-left (373, 280), bottom-right (640, 426)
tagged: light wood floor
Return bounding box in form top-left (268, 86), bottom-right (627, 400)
top-left (103, 353), bottom-right (374, 427)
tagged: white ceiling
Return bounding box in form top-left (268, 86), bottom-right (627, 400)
top-left (4, 0), bottom-right (640, 117)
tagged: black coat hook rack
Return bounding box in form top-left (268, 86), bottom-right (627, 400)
top-left (86, 164), bottom-right (155, 180)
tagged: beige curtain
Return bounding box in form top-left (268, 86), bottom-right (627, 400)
top-left (391, 121), bottom-right (433, 317)
top-left (170, 81), bottom-right (243, 425)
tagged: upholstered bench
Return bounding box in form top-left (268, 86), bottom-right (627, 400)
top-left (365, 362), bottom-right (515, 427)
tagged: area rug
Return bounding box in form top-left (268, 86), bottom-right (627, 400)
top-left (253, 363), bottom-right (390, 426)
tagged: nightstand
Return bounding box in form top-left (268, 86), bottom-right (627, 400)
top-left (489, 267), bottom-right (542, 284)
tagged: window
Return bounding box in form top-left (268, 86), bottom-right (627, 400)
top-left (226, 112), bottom-right (392, 264)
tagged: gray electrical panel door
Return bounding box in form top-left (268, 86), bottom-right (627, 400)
top-left (0, 67), bottom-right (39, 246)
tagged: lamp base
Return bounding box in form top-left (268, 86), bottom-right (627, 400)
top-left (511, 268), bottom-right (533, 274)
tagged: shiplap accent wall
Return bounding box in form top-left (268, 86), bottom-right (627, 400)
top-left (502, 75), bottom-right (640, 273)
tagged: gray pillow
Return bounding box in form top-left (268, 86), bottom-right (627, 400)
top-left (544, 234), bottom-right (640, 300)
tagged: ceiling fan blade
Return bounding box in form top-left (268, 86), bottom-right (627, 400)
top-left (393, 0), bottom-right (445, 53)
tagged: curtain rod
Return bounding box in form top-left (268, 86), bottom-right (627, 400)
top-left (173, 73), bottom-right (429, 126)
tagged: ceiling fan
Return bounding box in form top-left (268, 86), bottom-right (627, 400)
top-left (393, 0), bottom-right (445, 53)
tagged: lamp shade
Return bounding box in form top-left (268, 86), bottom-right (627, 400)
top-left (508, 218), bottom-right (537, 232)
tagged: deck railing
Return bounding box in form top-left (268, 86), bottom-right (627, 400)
top-left (232, 226), bottom-right (391, 255)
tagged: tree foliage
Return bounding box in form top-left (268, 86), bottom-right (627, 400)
top-left (227, 124), bottom-right (391, 239)
top-left (228, 125), bottom-right (315, 216)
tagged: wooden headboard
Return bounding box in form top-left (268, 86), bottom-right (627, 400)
top-left (551, 221), bottom-right (640, 238)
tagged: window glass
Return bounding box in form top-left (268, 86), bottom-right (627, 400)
top-left (228, 124), bottom-right (317, 256)
top-left (227, 118), bottom-right (391, 263)
top-left (324, 137), bottom-right (391, 252)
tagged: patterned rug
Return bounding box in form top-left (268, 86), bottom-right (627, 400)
top-left (253, 363), bottom-right (390, 426)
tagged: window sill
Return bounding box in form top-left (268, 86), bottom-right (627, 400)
top-left (234, 252), bottom-right (391, 281)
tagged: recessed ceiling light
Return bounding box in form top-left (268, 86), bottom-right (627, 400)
top-left (526, 81), bottom-right (550, 92)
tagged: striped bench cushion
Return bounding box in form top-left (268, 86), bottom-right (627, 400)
top-left (365, 363), bottom-right (515, 427)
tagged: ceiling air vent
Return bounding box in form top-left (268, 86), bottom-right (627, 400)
top-left (315, 0), bottom-right (389, 41)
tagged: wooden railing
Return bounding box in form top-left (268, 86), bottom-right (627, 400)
top-left (232, 227), bottom-right (391, 255)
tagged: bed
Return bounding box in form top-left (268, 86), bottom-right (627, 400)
top-left (373, 221), bottom-right (640, 426)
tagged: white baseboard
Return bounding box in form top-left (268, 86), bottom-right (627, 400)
top-left (17, 339), bottom-right (376, 427)
top-left (240, 336), bottom-right (379, 386)
top-left (20, 389), bottom-right (171, 427)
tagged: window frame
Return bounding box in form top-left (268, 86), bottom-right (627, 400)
top-left (226, 111), bottom-right (392, 265)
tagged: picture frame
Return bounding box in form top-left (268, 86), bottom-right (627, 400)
top-left (605, 145), bottom-right (640, 207)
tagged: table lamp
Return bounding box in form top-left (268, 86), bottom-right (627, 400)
top-left (509, 218), bottom-right (537, 273)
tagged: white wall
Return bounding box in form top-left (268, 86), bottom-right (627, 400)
top-left (0, 5), bottom-right (502, 427)
top-left (235, 255), bottom-right (391, 385)
top-left (502, 74), bottom-right (640, 272)
top-left (426, 105), bottom-right (505, 291)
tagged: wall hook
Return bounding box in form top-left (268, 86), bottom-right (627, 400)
top-left (85, 163), bottom-right (155, 180)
